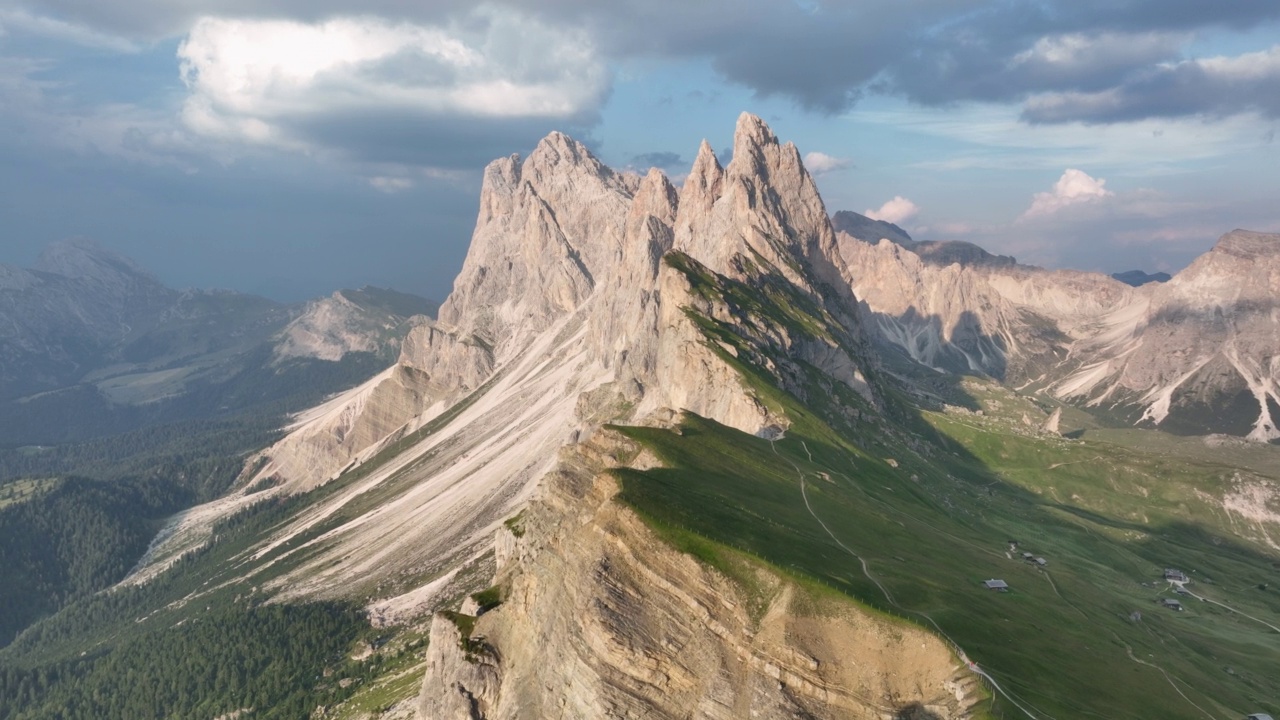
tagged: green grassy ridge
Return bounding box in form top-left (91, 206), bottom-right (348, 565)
top-left (615, 256), bottom-right (1280, 719)
top-left (616, 410), bottom-right (1280, 720)
top-left (329, 628), bottom-right (430, 719)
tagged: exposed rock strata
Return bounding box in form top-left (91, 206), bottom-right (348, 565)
top-left (420, 431), bottom-right (979, 720)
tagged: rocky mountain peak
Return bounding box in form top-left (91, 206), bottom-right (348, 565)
top-left (672, 112), bottom-right (839, 297)
top-left (525, 130), bottom-right (613, 185)
top-left (727, 111), bottom-right (807, 191)
top-left (631, 168), bottom-right (679, 229)
top-left (678, 140), bottom-right (724, 215)
top-left (729, 111), bottom-right (781, 165)
top-left (1210, 229), bottom-right (1280, 260)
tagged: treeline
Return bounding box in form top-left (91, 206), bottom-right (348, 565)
top-left (0, 414), bottom-right (282, 501)
top-left (0, 603), bottom-right (368, 720)
top-left (3, 493), bottom-right (314, 662)
top-left (0, 475), bottom-right (192, 646)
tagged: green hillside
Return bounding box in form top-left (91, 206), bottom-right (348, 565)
top-left (611, 253), bottom-right (1280, 719)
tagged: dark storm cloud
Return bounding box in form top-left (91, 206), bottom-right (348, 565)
top-left (0, 130), bottom-right (478, 301)
top-left (289, 112), bottom-right (598, 170)
top-left (1021, 50), bottom-right (1280, 123)
top-left (563, 0), bottom-right (1280, 118)
top-left (11, 0), bottom-right (1280, 142)
top-left (1047, 0), bottom-right (1280, 33)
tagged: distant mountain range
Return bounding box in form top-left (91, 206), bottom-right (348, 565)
top-left (0, 239), bottom-right (435, 445)
top-left (836, 217), bottom-right (1280, 441)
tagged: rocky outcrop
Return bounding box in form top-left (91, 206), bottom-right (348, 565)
top-left (435, 133), bottom-right (635, 363)
top-left (419, 432), bottom-right (980, 720)
top-left (248, 364), bottom-right (442, 492)
top-left (676, 115), bottom-right (857, 312)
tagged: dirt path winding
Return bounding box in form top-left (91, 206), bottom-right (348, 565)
top-left (774, 439), bottom-right (1047, 720)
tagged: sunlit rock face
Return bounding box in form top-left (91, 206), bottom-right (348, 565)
top-left (837, 220), bottom-right (1280, 441)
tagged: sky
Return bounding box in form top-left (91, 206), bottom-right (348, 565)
top-left (1, 1), bottom-right (1278, 301)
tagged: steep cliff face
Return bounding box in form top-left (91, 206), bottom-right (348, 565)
top-left (835, 232), bottom-right (1138, 384)
top-left (419, 431), bottom-right (979, 720)
top-left (245, 133), bottom-right (637, 491)
top-left (140, 114), bottom-right (874, 608)
top-left (250, 113), bottom-right (876, 493)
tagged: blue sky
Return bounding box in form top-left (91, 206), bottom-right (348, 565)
top-left (1, 1), bottom-right (1278, 301)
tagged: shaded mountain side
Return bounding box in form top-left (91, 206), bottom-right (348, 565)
top-left (0, 475), bottom-right (193, 646)
top-left (0, 248), bottom-right (437, 645)
top-left (831, 209), bottom-right (914, 246)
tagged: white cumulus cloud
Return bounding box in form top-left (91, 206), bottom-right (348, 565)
top-left (864, 196), bottom-right (919, 224)
top-left (803, 151), bottom-right (851, 175)
top-left (176, 10), bottom-right (609, 161)
top-left (1022, 168), bottom-right (1113, 218)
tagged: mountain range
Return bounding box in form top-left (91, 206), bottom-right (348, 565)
top-left (1, 114), bottom-right (1278, 720)
top-left (837, 221), bottom-right (1280, 442)
top-left (0, 239), bottom-right (435, 446)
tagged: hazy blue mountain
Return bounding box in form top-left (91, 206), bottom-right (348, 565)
top-left (1112, 269), bottom-right (1172, 286)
